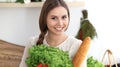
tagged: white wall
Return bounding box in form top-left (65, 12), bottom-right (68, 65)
top-left (84, 0), bottom-right (120, 63)
top-left (0, 8), bottom-right (40, 46)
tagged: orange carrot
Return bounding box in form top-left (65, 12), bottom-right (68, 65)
top-left (72, 36), bottom-right (91, 67)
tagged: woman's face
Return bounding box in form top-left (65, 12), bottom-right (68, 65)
top-left (47, 6), bottom-right (69, 35)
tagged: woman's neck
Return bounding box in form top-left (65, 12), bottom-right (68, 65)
top-left (46, 34), bottom-right (68, 47)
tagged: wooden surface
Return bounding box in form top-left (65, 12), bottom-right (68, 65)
top-left (0, 40), bottom-right (25, 67)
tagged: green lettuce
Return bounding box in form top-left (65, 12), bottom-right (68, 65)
top-left (87, 56), bottom-right (104, 67)
top-left (25, 44), bottom-right (73, 67)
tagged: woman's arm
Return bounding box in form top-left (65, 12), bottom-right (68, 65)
top-left (19, 36), bottom-right (38, 67)
top-left (19, 43), bottom-right (32, 67)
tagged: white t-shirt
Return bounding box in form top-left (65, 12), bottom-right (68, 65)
top-left (19, 36), bottom-right (87, 67)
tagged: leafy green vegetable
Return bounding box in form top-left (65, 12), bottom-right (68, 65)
top-left (76, 10), bottom-right (97, 40)
top-left (25, 44), bottom-right (73, 67)
top-left (87, 56), bottom-right (104, 67)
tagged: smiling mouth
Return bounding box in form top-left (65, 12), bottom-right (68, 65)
top-left (55, 27), bottom-right (63, 31)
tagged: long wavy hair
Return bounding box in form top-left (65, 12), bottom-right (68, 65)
top-left (36, 0), bottom-right (70, 45)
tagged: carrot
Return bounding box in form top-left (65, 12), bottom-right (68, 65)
top-left (72, 36), bottom-right (91, 67)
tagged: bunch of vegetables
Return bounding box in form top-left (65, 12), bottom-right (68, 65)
top-left (76, 9), bottom-right (97, 41)
top-left (25, 44), bottom-right (73, 67)
top-left (87, 56), bottom-right (104, 67)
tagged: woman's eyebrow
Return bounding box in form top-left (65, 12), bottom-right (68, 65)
top-left (62, 14), bottom-right (67, 16)
top-left (50, 14), bottom-right (57, 17)
top-left (50, 14), bottom-right (67, 17)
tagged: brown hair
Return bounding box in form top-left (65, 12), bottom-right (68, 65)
top-left (36, 0), bottom-right (70, 45)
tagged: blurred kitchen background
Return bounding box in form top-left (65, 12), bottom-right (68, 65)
top-left (0, 0), bottom-right (120, 63)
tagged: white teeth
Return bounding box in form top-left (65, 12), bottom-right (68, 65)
top-left (55, 28), bottom-right (62, 31)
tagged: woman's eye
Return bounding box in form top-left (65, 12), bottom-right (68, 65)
top-left (62, 16), bottom-right (67, 19)
top-left (51, 17), bottom-right (57, 20)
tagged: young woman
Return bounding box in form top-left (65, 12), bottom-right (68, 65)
top-left (19, 0), bottom-right (87, 67)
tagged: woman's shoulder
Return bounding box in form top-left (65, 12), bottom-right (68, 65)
top-left (28, 36), bottom-right (39, 46)
top-left (63, 36), bottom-right (82, 48)
top-left (67, 36), bottom-right (82, 44)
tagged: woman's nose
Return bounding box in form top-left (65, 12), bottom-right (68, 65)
top-left (58, 19), bottom-right (63, 25)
